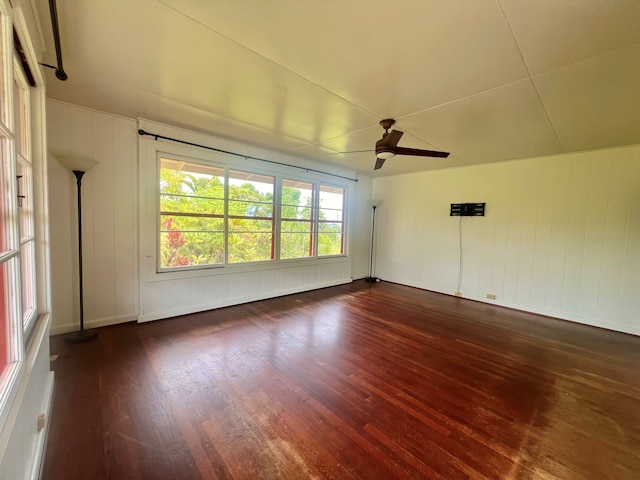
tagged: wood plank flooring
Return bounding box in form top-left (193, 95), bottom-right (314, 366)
top-left (43, 281), bottom-right (640, 479)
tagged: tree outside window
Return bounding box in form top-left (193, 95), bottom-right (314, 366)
top-left (159, 158), bottom-right (346, 270)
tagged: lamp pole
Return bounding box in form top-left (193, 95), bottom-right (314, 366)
top-left (365, 205), bottom-right (378, 283)
top-left (57, 156), bottom-right (99, 343)
top-left (65, 170), bottom-right (97, 342)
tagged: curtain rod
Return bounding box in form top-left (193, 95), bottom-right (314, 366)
top-left (48, 0), bottom-right (68, 80)
top-left (138, 129), bottom-right (358, 183)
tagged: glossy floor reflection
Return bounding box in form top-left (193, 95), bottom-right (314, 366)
top-left (44, 281), bottom-right (640, 479)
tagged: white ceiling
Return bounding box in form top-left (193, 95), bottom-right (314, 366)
top-left (35, 0), bottom-right (640, 177)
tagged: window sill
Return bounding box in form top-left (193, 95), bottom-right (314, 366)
top-left (147, 254), bottom-right (349, 282)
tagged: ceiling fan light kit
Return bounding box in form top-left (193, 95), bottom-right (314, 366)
top-left (376, 151), bottom-right (395, 160)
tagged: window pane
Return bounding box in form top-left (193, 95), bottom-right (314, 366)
top-left (17, 160), bottom-right (31, 239)
top-left (282, 205), bottom-right (311, 221)
top-left (20, 241), bottom-right (34, 326)
top-left (228, 200), bottom-right (273, 218)
top-left (228, 233), bottom-right (273, 263)
top-left (318, 185), bottom-right (344, 256)
top-left (318, 233), bottom-right (343, 256)
top-left (228, 218), bottom-right (273, 232)
top-left (281, 180), bottom-right (314, 258)
top-left (161, 193), bottom-right (224, 216)
top-left (161, 215), bottom-right (223, 232)
top-left (160, 231), bottom-right (224, 268)
top-left (228, 170), bottom-right (274, 263)
top-left (0, 261), bottom-right (8, 377)
top-left (319, 185), bottom-right (344, 220)
top-left (159, 158), bottom-right (225, 269)
top-left (281, 180), bottom-right (313, 220)
top-left (280, 232), bottom-right (313, 259)
top-left (0, 28), bottom-right (7, 127)
top-left (13, 78), bottom-right (27, 159)
top-left (0, 138), bottom-right (8, 254)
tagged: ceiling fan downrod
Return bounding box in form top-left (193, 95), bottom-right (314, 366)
top-left (379, 118), bottom-right (395, 138)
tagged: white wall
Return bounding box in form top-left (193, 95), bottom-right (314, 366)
top-left (47, 101), bottom-right (139, 334)
top-left (349, 176), bottom-right (373, 279)
top-left (373, 146), bottom-right (640, 335)
top-left (46, 103), bottom-right (372, 331)
top-left (137, 119), bottom-right (368, 322)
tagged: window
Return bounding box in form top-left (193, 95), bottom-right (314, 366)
top-left (280, 180), bottom-right (345, 259)
top-left (14, 70), bottom-right (35, 329)
top-left (158, 157), bottom-right (347, 271)
top-left (228, 170), bottom-right (274, 263)
top-left (0, 14), bottom-right (46, 438)
top-left (280, 179), bottom-right (315, 259)
top-left (0, 27), bottom-right (37, 406)
top-left (318, 185), bottom-right (345, 256)
top-left (159, 158), bottom-right (225, 269)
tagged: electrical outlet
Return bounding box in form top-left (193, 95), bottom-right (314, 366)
top-left (486, 293), bottom-right (496, 300)
top-left (37, 414), bottom-right (46, 432)
top-left (454, 291), bottom-right (462, 297)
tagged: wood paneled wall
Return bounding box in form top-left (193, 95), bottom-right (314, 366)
top-left (46, 102), bottom-right (371, 331)
top-left (47, 101), bottom-right (141, 333)
top-left (137, 120), bottom-right (361, 322)
top-left (373, 146), bottom-right (640, 335)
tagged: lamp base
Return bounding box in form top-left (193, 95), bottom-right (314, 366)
top-left (64, 328), bottom-right (98, 343)
top-left (364, 276), bottom-right (379, 283)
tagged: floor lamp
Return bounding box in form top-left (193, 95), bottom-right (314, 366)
top-left (58, 156), bottom-right (99, 343)
top-left (365, 205), bottom-right (378, 282)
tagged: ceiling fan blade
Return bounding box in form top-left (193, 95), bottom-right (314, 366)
top-left (380, 129), bottom-right (403, 148)
top-left (394, 147), bottom-right (450, 158)
top-left (374, 157), bottom-right (386, 170)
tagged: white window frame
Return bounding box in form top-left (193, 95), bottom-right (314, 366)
top-left (157, 155), bottom-right (226, 272)
top-left (279, 176), bottom-right (347, 261)
top-left (0, 9), bottom-right (25, 435)
top-left (317, 183), bottom-right (346, 258)
top-left (227, 168), bottom-right (276, 264)
top-left (14, 54), bottom-right (36, 333)
top-left (148, 144), bottom-right (350, 276)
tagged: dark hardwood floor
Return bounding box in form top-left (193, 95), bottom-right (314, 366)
top-left (43, 281), bottom-right (640, 479)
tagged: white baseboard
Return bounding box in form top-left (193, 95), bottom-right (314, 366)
top-left (139, 277), bottom-right (353, 323)
top-left (379, 278), bottom-right (640, 337)
top-left (50, 314), bottom-right (138, 336)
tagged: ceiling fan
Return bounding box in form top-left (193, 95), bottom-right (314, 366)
top-left (373, 119), bottom-right (450, 170)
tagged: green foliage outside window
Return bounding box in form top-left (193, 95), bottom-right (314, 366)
top-left (160, 166), bottom-right (225, 268)
top-left (280, 182), bottom-right (314, 259)
top-left (159, 160), bottom-right (344, 269)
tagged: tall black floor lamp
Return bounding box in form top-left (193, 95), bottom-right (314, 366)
top-left (58, 156), bottom-right (99, 343)
top-left (365, 205), bottom-right (378, 282)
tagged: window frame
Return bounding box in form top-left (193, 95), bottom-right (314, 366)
top-left (13, 55), bottom-right (36, 332)
top-left (227, 169), bottom-right (276, 264)
top-left (0, 11), bottom-right (35, 436)
top-left (157, 155), bottom-right (226, 272)
top-left (279, 178), bottom-right (316, 261)
top-left (155, 151), bottom-right (349, 274)
top-left (317, 183), bottom-right (346, 258)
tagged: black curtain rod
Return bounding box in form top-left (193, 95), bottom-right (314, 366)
top-left (138, 129), bottom-right (358, 183)
top-left (48, 0), bottom-right (68, 81)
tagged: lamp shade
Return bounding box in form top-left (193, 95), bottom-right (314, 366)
top-left (56, 155), bottom-right (98, 173)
